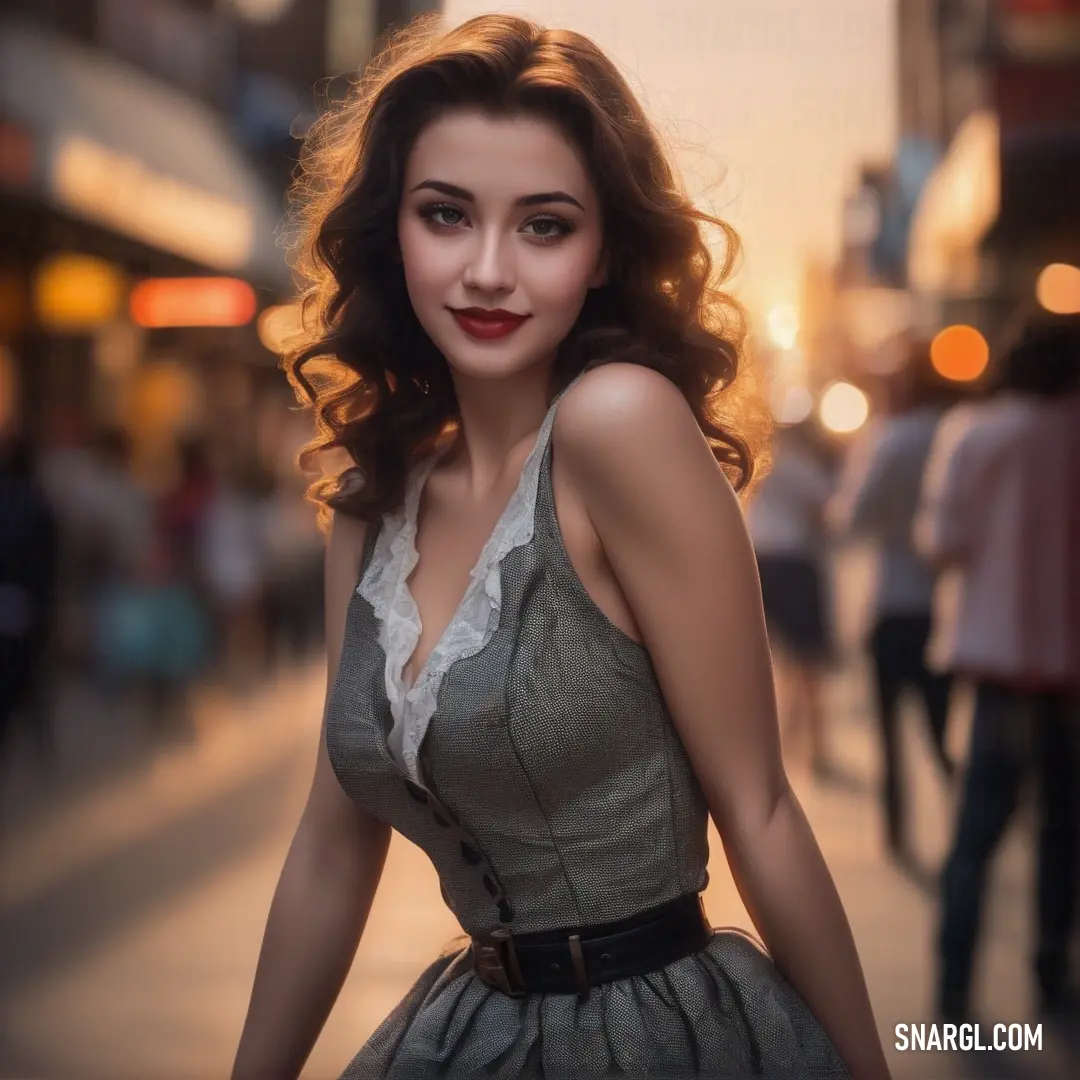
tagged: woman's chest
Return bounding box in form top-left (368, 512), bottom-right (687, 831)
top-left (408, 452), bottom-right (643, 668)
top-left (329, 553), bottom-right (662, 811)
top-left (405, 483), bottom-right (517, 686)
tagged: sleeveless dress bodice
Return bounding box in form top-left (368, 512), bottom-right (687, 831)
top-left (324, 383), bottom-right (849, 1078)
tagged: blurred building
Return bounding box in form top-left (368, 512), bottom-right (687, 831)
top-left (0, 0), bottom-right (438, 488)
top-left (906, 0), bottom-right (1080, 339)
top-left (831, 0), bottom-right (1080, 383)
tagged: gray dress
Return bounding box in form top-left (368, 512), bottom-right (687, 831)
top-left (326, 383), bottom-right (850, 1079)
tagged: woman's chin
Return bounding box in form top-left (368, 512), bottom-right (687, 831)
top-left (440, 347), bottom-right (553, 384)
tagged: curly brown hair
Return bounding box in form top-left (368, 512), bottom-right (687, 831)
top-left (285, 12), bottom-right (767, 529)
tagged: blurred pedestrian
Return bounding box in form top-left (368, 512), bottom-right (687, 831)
top-left (41, 424), bottom-right (154, 674)
top-left (94, 536), bottom-right (209, 739)
top-left (260, 476), bottom-right (325, 666)
top-left (0, 431), bottom-right (59, 761)
top-left (198, 456), bottom-right (271, 687)
top-left (158, 437), bottom-right (216, 589)
top-left (747, 418), bottom-right (836, 775)
top-left (829, 340), bottom-right (957, 861)
top-left (915, 312), bottom-right (1080, 1021)
top-left (80, 427), bottom-right (154, 584)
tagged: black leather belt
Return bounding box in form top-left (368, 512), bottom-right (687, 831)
top-left (470, 893), bottom-right (712, 999)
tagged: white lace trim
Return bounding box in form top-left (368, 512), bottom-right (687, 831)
top-left (357, 395), bottom-right (563, 782)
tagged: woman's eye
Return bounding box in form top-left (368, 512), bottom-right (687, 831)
top-left (421, 204), bottom-right (466, 228)
top-left (523, 217), bottom-right (573, 242)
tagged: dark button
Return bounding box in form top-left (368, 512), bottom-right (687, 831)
top-left (600, 952), bottom-right (612, 964)
top-left (403, 778), bottom-right (427, 804)
top-left (549, 962), bottom-right (562, 974)
top-left (433, 811), bottom-right (449, 828)
top-left (497, 898), bottom-right (513, 923)
top-left (481, 873), bottom-right (498, 896)
top-left (460, 841), bottom-right (481, 865)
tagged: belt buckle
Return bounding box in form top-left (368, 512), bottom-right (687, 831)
top-left (567, 933), bottom-right (591, 1001)
top-left (473, 927), bottom-right (526, 998)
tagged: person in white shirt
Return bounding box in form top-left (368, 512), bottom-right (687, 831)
top-left (915, 312), bottom-right (1080, 1021)
top-left (828, 341), bottom-right (958, 861)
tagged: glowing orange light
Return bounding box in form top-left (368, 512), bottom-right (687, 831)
top-left (129, 277), bottom-right (257, 328)
top-left (35, 253), bottom-right (125, 330)
top-left (1036, 263), bottom-right (1080, 315)
top-left (930, 325), bottom-right (990, 382)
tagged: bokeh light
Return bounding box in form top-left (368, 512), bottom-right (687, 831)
top-left (1036, 263), bottom-right (1080, 315)
top-left (766, 304), bottom-right (800, 350)
top-left (819, 380), bottom-right (870, 434)
top-left (771, 383), bottom-right (814, 425)
top-left (124, 359), bottom-right (206, 460)
top-left (34, 253), bottom-right (125, 331)
top-left (930, 324), bottom-right (989, 382)
top-left (130, 278), bottom-right (257, 328)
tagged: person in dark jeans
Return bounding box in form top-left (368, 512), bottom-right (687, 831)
top-left (829, 339), bottom-right (959, 859)
top-left (869, 613), bottom-right (954, 854)
top-left (938, 684), bottom-right (1078, 1017)
top-left (916, 312), bottom-right (1080, 1020)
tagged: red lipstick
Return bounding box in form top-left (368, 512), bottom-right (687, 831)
top-left (450, 307), bottom-right (530, 340)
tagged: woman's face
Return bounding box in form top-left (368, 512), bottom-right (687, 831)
top-left (397, 108), bottom-right (606, 384)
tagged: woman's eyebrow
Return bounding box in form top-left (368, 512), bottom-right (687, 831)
top-left (409, 179), bottom-right (584, 211)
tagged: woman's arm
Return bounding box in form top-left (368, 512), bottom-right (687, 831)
top-left (231, 511), bottom-right (392, 1080)
top-left (557, 364), bottom-right (891, 1080)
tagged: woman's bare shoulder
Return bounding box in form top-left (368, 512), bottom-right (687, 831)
top-left (557, 362), bottom-right (689, 433)
top-left (554, 361), bottom-right (736, 516)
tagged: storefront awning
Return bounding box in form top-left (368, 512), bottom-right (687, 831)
top-left (0, 17), bottom-right (291, 293)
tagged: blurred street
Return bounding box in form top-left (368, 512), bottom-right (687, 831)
top-left (1, 548), bottom-right (1076, 1080)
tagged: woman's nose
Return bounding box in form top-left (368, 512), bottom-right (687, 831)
top-left (462, 231), bottom-right (515, 294)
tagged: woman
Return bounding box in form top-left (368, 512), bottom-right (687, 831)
top-left (747, 419), bottom-right (836, 777)
top-left (232, 14), bottom-right (890, 1080)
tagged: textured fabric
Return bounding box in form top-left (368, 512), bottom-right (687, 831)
top-left (357, 393), bottom-right (558, 782)
top-left (325, 384), bottom-right (851, 1078)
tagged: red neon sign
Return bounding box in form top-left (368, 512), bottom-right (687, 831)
top-left (130, 277), bottom-right (257, 328)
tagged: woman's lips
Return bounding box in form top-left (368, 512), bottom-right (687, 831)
top-left (450, 309), bottom-right (530, 340)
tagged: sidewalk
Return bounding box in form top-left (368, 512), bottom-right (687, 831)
top-left (805, 658), bottom-right (1079, 1080)
top-left (0, 657), bottom-right (324, 917)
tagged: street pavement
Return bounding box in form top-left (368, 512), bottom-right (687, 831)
top-left (0, 548), bottom-right (1076, 1080)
